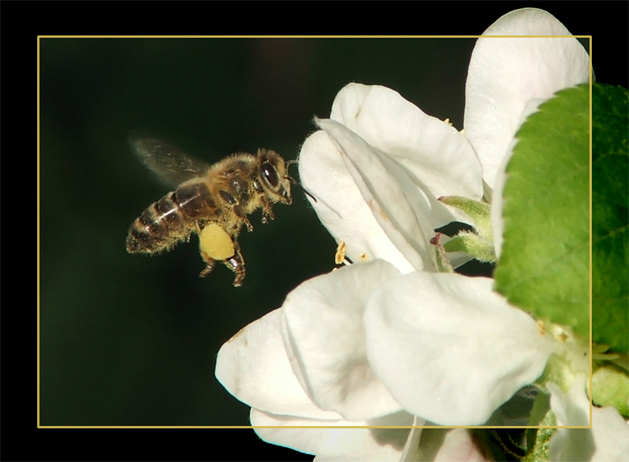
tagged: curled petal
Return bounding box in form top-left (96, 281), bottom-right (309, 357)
top-left (282, 260), bottom-right (404, 421)
top-left (299, 82), bottom-right (486, 273)
top-left (316, 118), bottom-right (434, 271)
top-left (364, 272), bottom-right (554, 425)
top-left (215, 308), bottom-right (341, 420)
top-left (299, 129), bottom-right (415, 273)
top-left (464, 7), bottom-right (590, 188)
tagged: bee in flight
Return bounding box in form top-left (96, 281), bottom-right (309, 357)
top-left (125, 131), bottom-right (294, 287)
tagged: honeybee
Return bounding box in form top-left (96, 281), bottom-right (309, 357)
top-left (126, 131), bottom-right (293, 287)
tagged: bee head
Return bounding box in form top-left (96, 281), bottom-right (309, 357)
top-left (257, 149), bottom-right (292, 205)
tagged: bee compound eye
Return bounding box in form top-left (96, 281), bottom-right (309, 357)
top-left (262, 162), bottom-right (279, 188)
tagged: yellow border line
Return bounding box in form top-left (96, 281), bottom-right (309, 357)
top-left (37, 36), bottom-right (42, 429)
top-left (38, 425), bottom-right (593, 429)
top-left (37, 35), bottom-right (591, 38)
top-left (589, 34), bottom-right (594, 430)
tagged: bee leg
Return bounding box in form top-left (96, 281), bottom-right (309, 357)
top-left (260, 198), bottom-right (275, 224)
top-left (220, 190), bottom-right (254, 232)
top-left (233, 204), bottom-right (254, 232)
top-left (199, 251), bottom-right (217, 278)
top-left (243, 216), bottom-right (254, 232)
top-left (223, 243), bottom-right (246, 287)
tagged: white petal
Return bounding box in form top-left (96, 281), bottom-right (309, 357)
top-left (215, 308), bottom-right (341, 420)
top-left (281, 260), bottom-right (404, 421)
top-left (464, 7), bottom-right (590, 188)
top-left (252, 408), bottom-right (415, 461)
top-left (299, 129), bottom-right (415, 273)
top-left (316, 118), bottom-right (435, 271)
top-left (364, 272), bottom-right (554, 425)
top-left (330, 83), bottom-right (483, 205)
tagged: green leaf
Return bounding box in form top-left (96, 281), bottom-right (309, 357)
top-left (592, 84), bottom-right (628, 353)
top-left (494, 84), bottom-right (589, 339)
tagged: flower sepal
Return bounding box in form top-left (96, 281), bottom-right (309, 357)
top-left (438, 195), bottom-right (493, 239)
top-left (536, 323), bottom-right (589, 394)
top-left (442, 231), bottom-right (496, 264)
top-left (437, 195), bottom-right (496, 264)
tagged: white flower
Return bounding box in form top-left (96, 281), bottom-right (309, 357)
top-left (298, 90), bottom-right (483, 274)
top-left (215, 7), bottom-right (592, 460)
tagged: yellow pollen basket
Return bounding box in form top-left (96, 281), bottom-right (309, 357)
top-left (199, 223), bottom-right (235, 261)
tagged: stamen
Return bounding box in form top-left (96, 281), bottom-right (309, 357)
top-left (335, 241), bottom-right (347, 265)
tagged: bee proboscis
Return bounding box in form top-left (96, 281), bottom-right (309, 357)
top-left (125, 131), bottom-right (293, 287)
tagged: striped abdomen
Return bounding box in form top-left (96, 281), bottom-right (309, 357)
top-left (126, 180), bottom-right (219, 254)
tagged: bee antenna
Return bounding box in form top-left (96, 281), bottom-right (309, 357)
top-left (285, 175), bottom-right (317, 203)
top-left (284, 159), bottom-right (317, 202)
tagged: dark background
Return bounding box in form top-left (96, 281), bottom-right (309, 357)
top-left (13, 1), bottom-right (627, 461)
top-left (39, 35), bottom-right (482, 427)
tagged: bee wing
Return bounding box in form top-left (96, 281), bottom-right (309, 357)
top-left (128, 130), bottom-right (210, 186)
